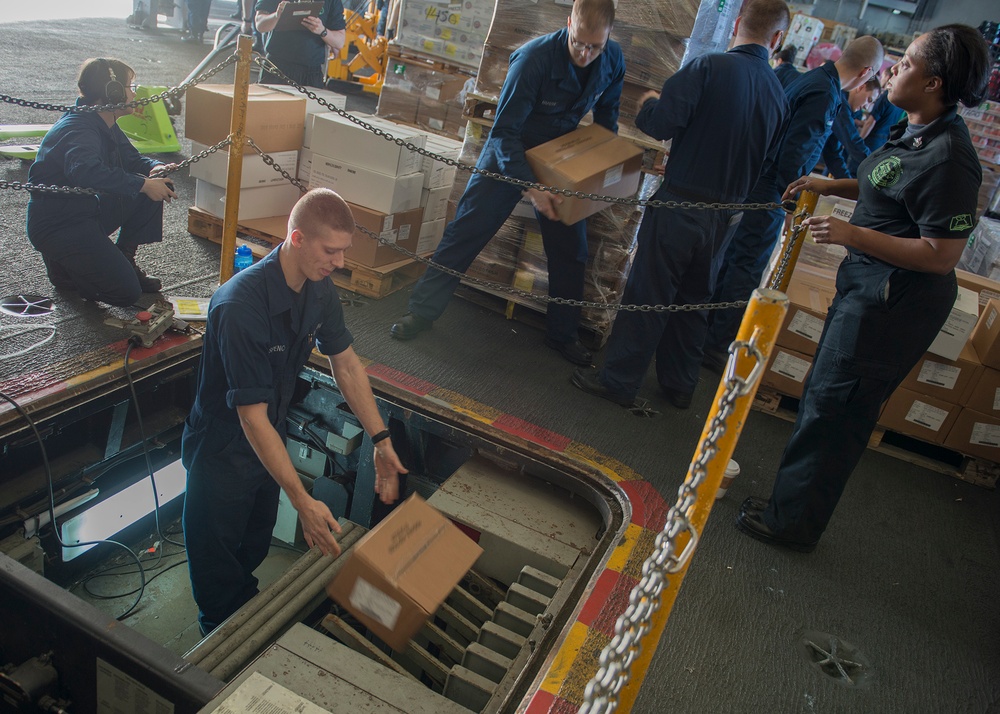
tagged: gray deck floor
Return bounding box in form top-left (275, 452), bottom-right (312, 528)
top-left (1, 11), bottom-right (997, 713)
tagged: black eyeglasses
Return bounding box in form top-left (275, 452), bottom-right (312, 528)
top-left (569, 30), bottom-right (605, 54)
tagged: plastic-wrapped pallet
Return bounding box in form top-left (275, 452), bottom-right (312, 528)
top-left (378, 57), bottom-right (476, 140)
top-left (394, 0), bottom-right (497, 70)
top-left (959, 216), bottom-right (1000, 281)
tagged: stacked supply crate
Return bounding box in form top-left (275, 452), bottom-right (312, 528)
top-left (306, 113), bottom-right (426, 267)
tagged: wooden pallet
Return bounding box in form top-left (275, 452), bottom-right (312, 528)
top-left (751, 387), bottom-right (999, 489)
top-left (187, 206), bottom-right (426, 298)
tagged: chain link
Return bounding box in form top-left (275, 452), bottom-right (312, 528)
top-left (251, 57), bottom-right (797, 215)
top-left (580, 333), bottom-right (766, 714)
top-left (0, 54), bottom-right (238, 115)
top-left (767, 213), bottom-right (808, 290)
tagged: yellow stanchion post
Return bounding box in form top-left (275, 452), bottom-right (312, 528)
top-left (219, 34), bottom-right (255, 285)
top-left (768, 189), bottom-right (819, 293)
top-left (612, 288), bottom-right (788, 712)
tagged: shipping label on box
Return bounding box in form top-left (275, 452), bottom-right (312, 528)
top-left (311, 113), bottom-right (426, 177)
top-left (526, 124), bottom-right (643, 225)
top-left (928, 286), bottom-right (979, 361)
top-left (310, 155), bottom-right (423, 215)
top-left (326, 494), bottom-right (482, 652)
top-left (189, 141), bottom-right (297, 188)
top-left (900, 342), bottom-right (982, 404)
top-left (185, 84), bottom-right (306, 153)
top-left (762, 347), bottom-right (813, 398)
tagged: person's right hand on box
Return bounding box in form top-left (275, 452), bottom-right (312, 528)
top-left (524, 187), bottom-right (562, 221)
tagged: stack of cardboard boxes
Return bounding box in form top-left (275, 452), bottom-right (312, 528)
top-left (378, 57), bottom-right (473, 142)
top-left (393, 0), bottom-right (496, 70)
top-left (306, 113), bottom-right (426, 267)
top-left (760, 196), bottom-right (1000, 469)
top-left (186, 84), bottom-right (308, 222)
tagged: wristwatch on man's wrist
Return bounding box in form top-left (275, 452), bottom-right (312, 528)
top-left (320, 28), bottom-right (328, 38)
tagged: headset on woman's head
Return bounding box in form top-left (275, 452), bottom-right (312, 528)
top-left (98, 58), bottom-right (126, 104)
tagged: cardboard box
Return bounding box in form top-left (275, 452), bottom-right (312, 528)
top-left (417, 218), bottom-right (446, 255)
top-left (188, 141), bottom-right (298, 188)
top-left (971, 298), bottom-right (1000, 369)
top-left (420, 185), bottom-right (451, 223)
top-left (326, 494), bottom-right (482, 652)
top-left (310, 154), bottom-right (422, 215)
top-left (898, 342), bottom-right (983, 405)
top-left (260, 85), bottom-right (348, 149)
top-left (927, 286), bottom-right (979, 361)
top-left (943, 407), bottom-right (1000, 461)
top-left (777, 279), bottom-right (836, 355)
top-left (345, 204), bottom-right (423, 267)
top-left (185, 84), bottom-right (306, 153)
top-left (956, 269), bottom-right (1000, 310)
top-left (525, 124), bottom-right (643, 225)
top-left (421, 135), bottom-right (462, 189)
top-left (194, 179), bottom-right (301, 221)
top-left (963, 366), bottom-right (1000, 417)
top-left (311, 113), bottom-right (426, 177)
top-left (878, 387), bottom-right (960, 445)
top-left (761, 346), bottom-right (813, 399)
top-left (297, 148), bottom-right (313, 181)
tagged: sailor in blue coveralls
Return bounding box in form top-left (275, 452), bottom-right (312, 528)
top-left (389, 0), bottom-right (624, 367)
top-left (702, 36), bottom-right (885, 371)
top-left (821, 77), bottom-right (882, 179)
top-left (737, 25), bottom-right (990, 552)
top-left (255, 0), bottom-right (347, 88)
top-left (27, 58), bottom-right (178, 306)
top-left (182, 189), bottom-right (407, 634)
top-left (571, 0), bottom-right (791, 409)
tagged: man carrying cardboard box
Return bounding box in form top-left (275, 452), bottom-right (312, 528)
top-left (572, 0), bottom-right (791, 409)
top-left (182, 189), bottom-right (407, 635)
top-left (389, 0), bottom-right (625, 366)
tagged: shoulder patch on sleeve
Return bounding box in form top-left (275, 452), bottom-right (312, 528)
top-left (949, 214), bottom-right (973, 232)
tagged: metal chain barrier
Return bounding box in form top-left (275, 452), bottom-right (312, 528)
top-left (0, 54), bottom-right (239, 115)
top-left (251, 56), bottom-right (798, 215)
top-left (579, 334), bottom-right (767, 714)
top-left (767, 217), bottom-right (808, 291)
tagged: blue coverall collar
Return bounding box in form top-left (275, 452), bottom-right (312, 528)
top-left (727, 43), bottom-right (770, 60)
top-left (261, 245), bottom-right (298, 318)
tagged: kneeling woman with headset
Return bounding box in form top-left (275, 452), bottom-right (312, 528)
top-left (26, 57), bottom-right (178, 306)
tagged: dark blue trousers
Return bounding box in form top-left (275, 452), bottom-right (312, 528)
top-left (763, 255), bottom-right (957, 543)
top-left (408, 167), bottom-right (588, 344)
top-left (182, 419), bottom-right (280, 633)
top-left (598, 194), bottom-right (742, 400)
top-left (186, 0), bottom-right (213, 34)
top-left (704, 184), bottom-right (785, 357)
top-left (26, 192), bottom-right (163, 306)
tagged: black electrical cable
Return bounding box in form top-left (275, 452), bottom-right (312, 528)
top-left (0, 389), bottom-right (147, 620)
top-left (123, 338), bottom-right (186, 549)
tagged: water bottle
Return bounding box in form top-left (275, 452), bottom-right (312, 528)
top-left (234, 244), bottom-right (252, 273)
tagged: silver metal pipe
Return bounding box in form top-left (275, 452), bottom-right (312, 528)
top-left (209, 525), bottom-right (367, 680)
top-left (184, 523), bottom-right (353, 665)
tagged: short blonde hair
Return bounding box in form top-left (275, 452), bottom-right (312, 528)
top-left (288, 188), bottom-right (355, 239)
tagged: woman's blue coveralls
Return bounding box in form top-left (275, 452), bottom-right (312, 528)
top-left (704, 60), bottom-right (846, 362)
top-left (405, 28), bottom-right (625, 345)
top-left (26, 101), bottom-right (164, 306)
top-left (181, 246), bottom-right (353, 633)
top-left (596, 44), bottom-right (787, 401)
top-left (763, 108), bottom-right (981, 546)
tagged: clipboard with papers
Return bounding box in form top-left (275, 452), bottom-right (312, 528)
top-left (272, 1), bottom-right (325, 31)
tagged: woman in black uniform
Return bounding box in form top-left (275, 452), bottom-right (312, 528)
top-left (737, 25), bottom-right (991, 552)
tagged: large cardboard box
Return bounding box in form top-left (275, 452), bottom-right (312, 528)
top-left (311, 113), bottom-right (426, 177)
top-left (326, 494), bottom-right (482, 652)
top-left (878, 387), bottom-right (960, 445)
top-left (963, 366), bottom-right (1000, 417)
top-left (194, 179), bottom-right (301, 221)
top-left (185, 84), bottom-right (306, 153)
top-left (943, 408), bottom-right (1000, 461)
top-left (777, 278), bottom-right (836, 355)
top-left (898, 342), bottom-right (983, 405)
top-left (525, 124), bottom-right (643, 225)
top-left (310, 154), bottom-right (422, 215)
top-left (928, 286), bottom-right (979, 361)
top-left (420, 184), bottom-right (451, 223)
top-left (956, 269), bottom-right (1000, 311)
top-left (188, 141), bottom-right (298, 188)
top-left (346, 203), bottom-right (423, 267)
top-left (971, 298), bottom-right (1000, 369)
top-left (260, 84), bottom-right (347, 149)
top-left (762, 346), bottom-right (813, 399)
